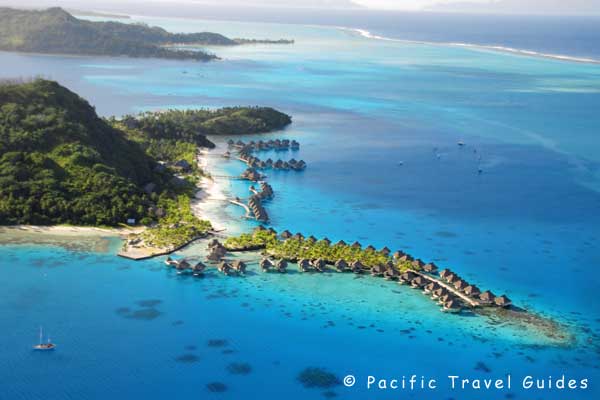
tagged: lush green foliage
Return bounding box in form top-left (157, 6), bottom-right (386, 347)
top-left (139, 195), bottom-right (212, 249)
top-left (0, 79), bottom-right (168, 226)
top-left (225, 230), bottom-right (411, 270)
top-left (119, 107), bottom-right (292, 149)
top-left (0, 7), bottom-right (232, 60)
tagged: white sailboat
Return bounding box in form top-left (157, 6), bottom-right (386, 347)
top-left (33, 327), bottom-right (56, 351)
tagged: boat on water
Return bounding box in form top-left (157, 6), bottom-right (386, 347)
top-left (33, 327), bottom-right (55, 351)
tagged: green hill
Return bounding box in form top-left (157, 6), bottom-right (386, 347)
top-left (0, 79), bottom-right (292, 227)
top-left (118, 107), bottom-right (293, 149)
top-left (0, 7), bottom-right (236, 61)
top-left (0, 79), bottom-right (169, 225)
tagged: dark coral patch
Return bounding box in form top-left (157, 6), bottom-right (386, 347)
top-left (227, 362), bottom-right (252, 375)
top-left (206, 382), bottom-right (227, 393)
top-left (175, 354), bottom-right (199, 363)
top-left (297, 367), bottom-right (340, 389)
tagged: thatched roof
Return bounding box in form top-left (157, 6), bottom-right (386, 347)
top-left (464, 285), bottom-right (480, 296)
top-left (479, 290), bottom-right (496, 302)
top-left (400, 271), bottom-right (417, 281)
top-left (232, 260), bottom-right (247, 271)
top-left (335, 259), bottom-right (348, 270)
top-left (276, 259), bottom-right (288, 270)
top-left (393, 250), bottom-right (405, 259)
top-left (280, 230), bottom-right (292, 239)
top-left (351, 241), bottom-right (362, 248)
top-left (380, 246), bottom-right (391, 255)
top-left (454, 280), bottom-right (469, 290)
top-left (365, 245), bottom-right (376, 251)
top-left (335, 240), bottom-right (347, 247)
top-left (444, 300), bottom-right (461, 310)
top-left (371, 264), bottom-right (386, 274)
top-left (494, 295), bottom-right (511, 307)
top-left (423, 263), bottom-right (438, 273)
top-left (260, 258), bottom-right (273, 269)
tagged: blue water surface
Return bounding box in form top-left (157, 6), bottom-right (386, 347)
top-left (1, 16), bottom-right (599, 400)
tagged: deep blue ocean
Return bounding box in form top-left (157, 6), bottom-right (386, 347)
top-left (1, 13), bottom-right (600, 400)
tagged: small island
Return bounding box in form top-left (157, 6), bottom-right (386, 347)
top-left (0, 7), bottom-right (294, 61)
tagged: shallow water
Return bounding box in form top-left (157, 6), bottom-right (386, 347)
top-left (1, 16), bottom-right (600, 400)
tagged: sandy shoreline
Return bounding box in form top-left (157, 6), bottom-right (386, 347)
top-left (0, 225), bottom-right (142, 238)
top-left (191, 149), bottom-right (231, 232)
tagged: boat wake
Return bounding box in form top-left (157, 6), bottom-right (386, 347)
top-left (341, 27), bottom-right (600, 65)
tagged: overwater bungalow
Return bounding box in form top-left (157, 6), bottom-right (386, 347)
top-left (289, 158), bottom-right (297, 165)
top-left (192, 262), bottom-right (207, 276)
top-left (383, 267), bottom-right (400, 281)
top-left (479, 290), bottom-right (496, 305)
top-left (424, 282), bottom-right (440, 294)
top-left (335, 240), bottom-right (347, 247)
top-left (393, 250), bottom-right (405, 260)
top-left (232, 260), bottom-right (247, 275)
top-left (445, 273), bottom-right (460, 284)
top-left (260, 258), bottom-right (273, 272)
top-left (306, 235), bottom-right (317, 243)
top-left (370, 264), bottom-right (385, 277)
top-left (291, 140), bottom-right (300, 149)
top-left (218, 262), bottom-right (235, 276)
top-left (282, 161), bottom-right (290, 169)
top-left (494, 295), bottom-right (512, 308)
top-left (273, 160), bottom-right (284, 169)
top-left (439, 268), bottom-right (452, 279)
top-left (365, 245), bottom-right (376, 252)
top-left (176, 260), bottom-right (192, 274)
top-left (439, 294), bottom-right (455, 304)
top-left (399, 271), bottom-right (417, 284)
top-left (464, 285), bottom-right (481, 297)
top-left (410, 276), bottom-right (428, 288)
top-left (280, 230), bottom-right (293, 239)
top-left (443, 300), bottom-right (462, 313)
top-left (312, 258), bottom-right (327, 272)
top-left (422, 263), bottom-right (439, 274)
top-left (380, 246), bottom-right (391, 256)
top-left (293, 232), bottom-right (305, 241)
top-left (298, 259), bottom-right (311, 272)
top-left (275, 259), bottom-right (288, 273)
top-left (296, 160), bottom-right (306, 170)
top-left (399, 254), bottom-right (414, 262)
top-left (453, 280), bottom-right (469, 292)
top-left (321, 237), bottom-right (331, 246)
top-left (351, 241), bottom-right (362, 249)
top-left (165, 257), bottom-right (178, 267)
top-left (334, 259), bottom-right (349, 272)
top-left (350, 260), bottom-right (364, 274)
top-left (432, 287), bottom-right (448, 299)
top-left (412, 259), bottom-right (425, 270)
top-left (265, 158), bottom-right (273, 166)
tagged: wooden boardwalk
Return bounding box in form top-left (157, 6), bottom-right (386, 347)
top-left (410, 269), bottom-right (480, 307)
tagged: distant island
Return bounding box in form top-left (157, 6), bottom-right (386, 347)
top-left (0, 78), bottom-right (291, 236)
top-left (0, 7), bottom-right (294, 61)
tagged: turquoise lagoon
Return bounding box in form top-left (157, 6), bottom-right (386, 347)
top-left (1, 16), bottom-right (599, 399)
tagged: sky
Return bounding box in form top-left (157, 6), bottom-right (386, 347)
top-left (1, 0), bottom-right (599, 14)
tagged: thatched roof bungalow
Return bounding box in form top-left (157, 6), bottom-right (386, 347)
top-left (410, 276), bottom-right (428, 288)
top-left (422, 263), bottom-right (438, 274)
top-left (370, 264), bottom-right (385, 277)
top-left (350, 260), bottom-right (364, 274)
top-left (479, 290), bottom-right (496, 304)
top-left (464, 285), bottom-right (481, 297)
top-left (275, 259), bottom-right (288, 273)
top-left (443, 300), bottom-right (462, 313)
top-left (298, 259), bottom-right (311, 272)
top-left (399, 271), bottom-right (417, 284)
top-left (232, 260), bottom-right (247, 274)
top-left (494, 295), bottom-right (512, 308)
top-left (260, 258), bottom-right (273, 272)
top-left (334, 259), bottom-right (348, 272)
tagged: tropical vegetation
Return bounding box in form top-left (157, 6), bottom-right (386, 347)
top-left (0, 7), bottom-right (231, 61)
top-left (224, 229), bottom-right (415, 271)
